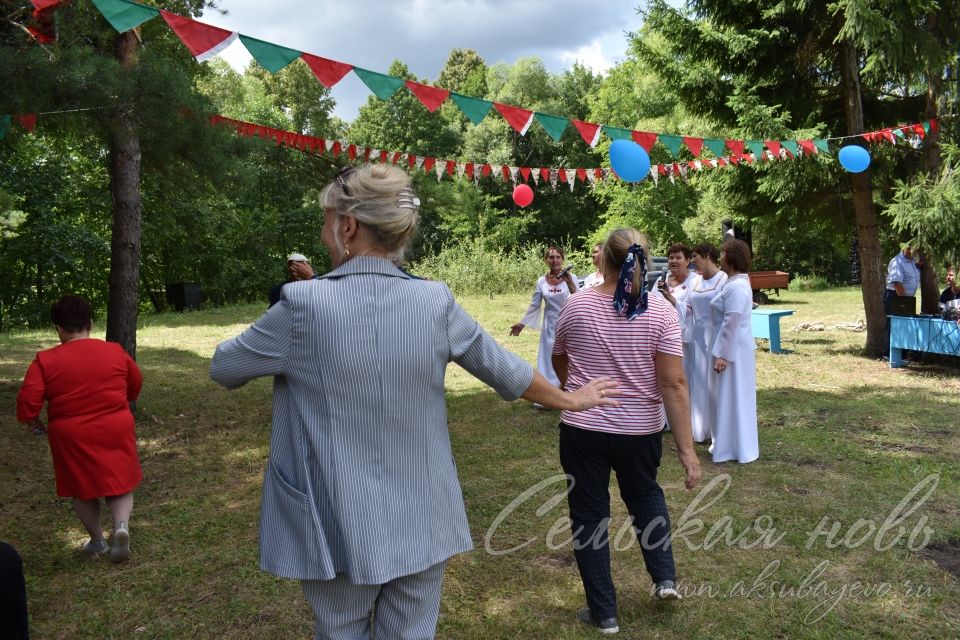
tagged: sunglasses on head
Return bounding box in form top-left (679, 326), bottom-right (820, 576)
top-left (336, 165), bottom-right (355, 196)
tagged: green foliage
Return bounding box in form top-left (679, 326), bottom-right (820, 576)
top-left (888, 143), bottom-right (960, 268)
top-left (413, 239), bottom-right (575, 296)
top-left (790, 274), bottom-right (832, 291)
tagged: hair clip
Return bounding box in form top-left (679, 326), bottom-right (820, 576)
top-left (398, 188), bottom-right (420, 210)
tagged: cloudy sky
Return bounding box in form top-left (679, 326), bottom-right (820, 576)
top-left (201, 0), bottom-right (647, 122)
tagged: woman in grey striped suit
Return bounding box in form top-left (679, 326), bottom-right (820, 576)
top-left (210, 164), bottom-right (618, 640)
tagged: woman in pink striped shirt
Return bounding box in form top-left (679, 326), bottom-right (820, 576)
top-left (553, 228), bottom-right (701, 635)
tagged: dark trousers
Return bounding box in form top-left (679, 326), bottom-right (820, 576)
top-left (559, 423), bottom-right (675, 620)
top-left (0, 542), bottom-right (29, 640)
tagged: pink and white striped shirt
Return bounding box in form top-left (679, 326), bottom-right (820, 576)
top-left (553, 288), bottom-right (683, 434)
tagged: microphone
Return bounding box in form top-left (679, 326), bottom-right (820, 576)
top-left (657, 268), bottom-right (668, 289)
top-left (557, 263), bottom-right (575, 278)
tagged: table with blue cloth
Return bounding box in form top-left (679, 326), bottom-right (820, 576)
top-left (888, 316), bottom-right (960, 367)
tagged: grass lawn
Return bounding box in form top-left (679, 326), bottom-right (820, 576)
top-left (1, 287), bottom-right (958, 638)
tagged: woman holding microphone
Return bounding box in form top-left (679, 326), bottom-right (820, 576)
top-left (510, 246), bottom-right (578, 389)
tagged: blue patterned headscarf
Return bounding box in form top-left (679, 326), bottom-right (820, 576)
top-left (612, 243), bottom-right (650, 320)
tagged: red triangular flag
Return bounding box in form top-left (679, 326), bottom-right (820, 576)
top-left (481, 164), bottom-right (492, 178)
top-left (683, 137), bottom-right (704, 157)
top-left (15, 114), bottom-right (37, 132)
top-left (520, 167), bottom-right (531, 182)
top-left (765, 140), bottom-right (781, 156)
top-left (799, 140), bottom-right (816, 155)
top-left (423, 157), bottom-right (435, 173)
top-left (32, 0), bottom-right (63, 9)
top-left (445, 160), bottom-right (455, 175)
top-left (576, 168), bottom-right (587, 183)
top-left (465, 163), bottom-right (475, 179)
top-left (571, 120), bottom-right (601, 147)
top-left (500, 165), bottom-right (510, 181)
top-left (632, 131), bottom-right (657, 152)
top-left (300, 53), bottom-right (353, 88)
top-left (726, 140), bottom-right (744, 156)
top-left (558, 169), bottom-right (568, 184)
top-left (404, 81), bottom-right (450, 113)
top-left (540, 168), bottom-right (551, 182)
top-left (161, 11), bottom-right (237, 62)
top-left (494, 103), bottom-right (534, 135)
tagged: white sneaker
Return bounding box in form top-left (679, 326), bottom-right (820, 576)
top-left (111, 522), bottom-right (130, 563)
top-left (81, 539), bottom-right (109, 556)
top-left (654, 580), bottom-right (681, 600)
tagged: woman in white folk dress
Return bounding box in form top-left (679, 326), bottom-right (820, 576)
top-left (709, 238), bottom-right (760, 464)
top-left (510, 245), bottom-right (578, 388)
top-left (671, 244), bottom-right (726, 443)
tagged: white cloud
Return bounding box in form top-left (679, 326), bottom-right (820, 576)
top-left (559, 40), bottom-right (614, 75)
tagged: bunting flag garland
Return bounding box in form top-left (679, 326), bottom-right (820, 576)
top-left (535, 113), bottom-right (569, 142)
top-left (602, 125), bottom-right (633, 141)
top-left (658, 134), bottom-right (684, 158)
top-left (450, 93), bottom-right (493, 125)
top-left (238, 35), bottom-right (301, 73)
top-left (405, 81), bottom-right (450, 112)
top-left (354, 68), bottom-right (405, 101)
top-left (88, 0), bottom-right (943, 168)
top-left (160, 11), bottom-right (236, 62)
top-left (28, 0), bottom-right (66, 44)
top-left (494, 103), bottom-right (534, 135)
top-left (300, 53), bottom-right (353, 88)
top-left (572, 120), bottom-right (601, 147)
top-left (91, 0), bottom-right (157, 33)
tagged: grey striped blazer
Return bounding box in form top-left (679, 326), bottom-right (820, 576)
top-left (210, 257), bottom-right (533, 584)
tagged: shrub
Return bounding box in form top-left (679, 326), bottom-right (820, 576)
top-left (412, 239), bottom-right (589, 296)
top-left (790, 274), bottom-right (831, 291)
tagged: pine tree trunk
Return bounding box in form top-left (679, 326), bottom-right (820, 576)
top-left (839, 37), bottom-right (886, 357)
top-left (105, 30), bottom-right (142, 360)
top-left (918, 18), bottom-right (943, 315)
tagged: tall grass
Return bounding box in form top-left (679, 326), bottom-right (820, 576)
top-left (412, 238), bottom-right (592, 296)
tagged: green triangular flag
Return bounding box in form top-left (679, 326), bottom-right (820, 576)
top-left (923, 122), bottom-right (930, 134)
top-left (813, 139), bottom-right (830, 154)
top-left (352, 68), bottom-right (405, 101)
top-left (601, 125), bottom-right (633, 141)
top-left (92, 0), bottom-right (159, 33)
top-left (658, 134), bottom-right (683, 158)
top-left (450, 93), bottom-right (493, 125)
top-left (893, 128), bottom-right (906, 138)
top-left (0, 115), bottom-right (11, 140)
top-left (239, 35), bottom-right (301, 73)
top-left (703, 138), bottom-right (727, 157)
top-left (781, 140), bottom-right (799, 156)
top-left (534, 113), bottom-right (569, 142)
top-left (745, 140), bottom-right (765, 157)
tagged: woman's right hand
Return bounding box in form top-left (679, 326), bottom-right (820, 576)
top-left (678, 449), bottom-right (701, 489)
top-left (27, 420), bottom-right (46, 435)
top-left (509, 323), bottom-right (524, 336)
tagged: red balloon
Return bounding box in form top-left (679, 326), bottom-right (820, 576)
top-left (513, 184), bottom-right (534, 207)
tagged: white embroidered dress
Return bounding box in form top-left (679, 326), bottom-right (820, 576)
top-left (709, 273), bottom-right (759, 463)
top-left (680, 271), bottom-right (727, 442)
top-left (520, 275), bottom-right (578, 386)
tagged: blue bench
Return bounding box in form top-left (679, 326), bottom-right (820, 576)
top-left (751, 309), bottom-right (795, 353)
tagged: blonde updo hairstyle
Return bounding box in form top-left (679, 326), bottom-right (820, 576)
top-left (602, 228), bottom-right (652, 298)
top-left (321, 164), bottom-right (420, 264)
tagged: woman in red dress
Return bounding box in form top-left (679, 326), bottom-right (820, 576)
top-left (16, 295), bottom-right (143, 562)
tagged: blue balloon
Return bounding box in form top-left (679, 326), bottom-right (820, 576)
top-left (838, 145), bottom-right (871, 173)
top-left (609, 139), bottom-right (651, 182)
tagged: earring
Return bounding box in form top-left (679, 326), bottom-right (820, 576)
top-left (343, 243), bottom-right (350, 257)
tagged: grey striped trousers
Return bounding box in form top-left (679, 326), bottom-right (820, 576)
top-left (301, 561), bottom-right (446, 640)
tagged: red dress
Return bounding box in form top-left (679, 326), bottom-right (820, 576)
top-left (16, 339), bottom-right (143, 499)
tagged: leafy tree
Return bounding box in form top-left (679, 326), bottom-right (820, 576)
top-left (635, 0), bottom-right (958, 356)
